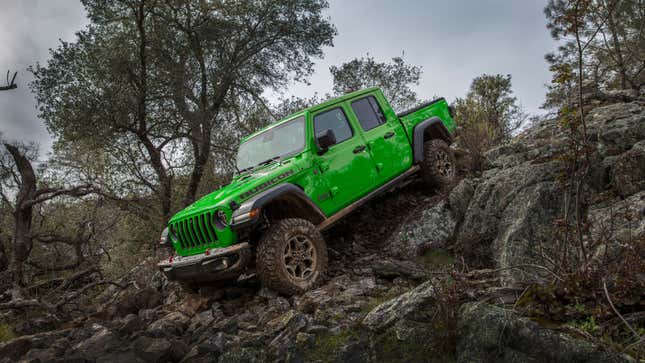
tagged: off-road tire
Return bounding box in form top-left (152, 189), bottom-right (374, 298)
top-left (420, 139), bottom-right (457, 188)
top-left (256, 218), bottom-right (328, 295)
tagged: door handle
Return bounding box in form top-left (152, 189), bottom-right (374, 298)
top-left (384, 131), bottom-right (395, 139)
top-left (353, 145), bottom-right (366, 154)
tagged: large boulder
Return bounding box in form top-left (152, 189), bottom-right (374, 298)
top-left (457, 302), bottom-right (633, 363)
top-left (70, 323), bottom-right (124, 360)
top-left (385, 201), bottom-right (456, 259)
top-left (146, 311), bottom-right (191, 337)
top-left (362, 280), bottom-right (456, 361)
top-left (363, 280), bottom-right (438, 332)
top-left (454, 100), bottom-right (645, 285)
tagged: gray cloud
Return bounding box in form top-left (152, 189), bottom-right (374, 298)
top-left (0, 0), bottom-right (88, 154)
top-left (1, 0), bottom-right (556, 155)
top-left (287, 0), bottom-right (556, 115)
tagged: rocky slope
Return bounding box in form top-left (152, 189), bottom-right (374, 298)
top-left (1, 99), bottom-right (643, 362)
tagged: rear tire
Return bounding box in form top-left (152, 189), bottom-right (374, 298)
top-left (256, 218), bottom-right (328, 295)
top-left (420, 139), bottom-right (457, 188)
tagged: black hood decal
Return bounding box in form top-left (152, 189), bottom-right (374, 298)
top-left (239, 169), bottom-right (295, 201)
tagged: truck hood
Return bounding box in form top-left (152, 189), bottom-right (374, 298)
top-left (169, 161), bottom-right (298, 222)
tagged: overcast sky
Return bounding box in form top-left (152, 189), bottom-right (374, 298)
top-left (0, 0), bottom-right (556, 154)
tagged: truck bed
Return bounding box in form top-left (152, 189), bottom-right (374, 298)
top-left (397, 97), bottom-right (457, 138)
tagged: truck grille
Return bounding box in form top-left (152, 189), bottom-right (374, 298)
top-left (170, 211), bottom-right (218, 250)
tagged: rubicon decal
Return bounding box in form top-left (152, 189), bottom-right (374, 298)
top-left (239, 170), bottom-right (295, 200)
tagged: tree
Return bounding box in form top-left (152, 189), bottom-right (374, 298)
top-left (329, 54), bottom-right (422, 110)
top-left (543, 0), bottom-right (643, 110)
top-left (30, 0), bottom-right (336, 227)
top-left (543, 0), bottom-right (624, 270)
top-left (0, 142), bottom-right (94, 286)
top-left (272, 94), bottom-right (325, 120)
top-left (452, 97), bottom-right (495, 171)
top-left (455, 74), bottom-right (526, 144)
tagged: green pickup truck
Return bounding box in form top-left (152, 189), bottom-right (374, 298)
top-left (158, 87), bottom-right (457, 295)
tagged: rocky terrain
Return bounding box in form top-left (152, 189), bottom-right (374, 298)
top-left (1, 98), bottom-right (643, 362)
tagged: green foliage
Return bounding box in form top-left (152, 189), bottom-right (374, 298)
top-left (516, 236), bottom-right (645, 358)
top-left (543, 0), bottom-right (644, 110)
top-left (0, 323), bottom-right (15, 343)
top-left (579, 315), bottom-right (600, 333)
top-left (419, 248), bottom-right (455, 270)
top-left (271, 94), bottom-right (325, 121)
top-left (30, 0), bottom-right (337, 224)
top-left (329, 54), bottom-right (422, 110)
top-left (305, 329), bottom-right (360, 363)
top-left (453, 74), bottom-right (525, 170)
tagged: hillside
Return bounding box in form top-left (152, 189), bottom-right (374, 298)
top-left (1, 97), bottom-right (643, 362)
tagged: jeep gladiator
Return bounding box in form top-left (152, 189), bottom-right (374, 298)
top-left (158, 87), bottom-right (457, 294)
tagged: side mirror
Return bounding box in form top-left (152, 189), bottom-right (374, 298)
top-left (316, 129), bottom-right (336, 155)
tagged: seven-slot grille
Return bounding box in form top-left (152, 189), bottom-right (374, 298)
top-left (170, 211), bottom-right (219, 250)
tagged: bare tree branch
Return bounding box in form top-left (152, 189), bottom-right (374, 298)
top-left (0, 71), bottom-right (17, 91)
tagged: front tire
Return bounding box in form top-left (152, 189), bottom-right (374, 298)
top-left (419, 139), bottom-right (457, 188)
top-left (256, 218), bottom-right (328, 295)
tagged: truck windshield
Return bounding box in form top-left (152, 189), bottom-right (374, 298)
top-left (236, 116), bottom-right (306, 172)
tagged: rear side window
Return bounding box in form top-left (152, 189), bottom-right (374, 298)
top-left (314, 108), bottom-right (353, 145)
top-left (351, 96), bottom-right (386, 131)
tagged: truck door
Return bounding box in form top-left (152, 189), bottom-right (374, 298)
top-left (312, 106), bottom-right (378, 214)
top-left (349, 94), bottom-right (413, 184)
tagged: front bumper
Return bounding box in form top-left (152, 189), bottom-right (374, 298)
top-left (158, 242), bottom-right (251, 282)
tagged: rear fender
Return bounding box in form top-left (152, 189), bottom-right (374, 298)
top-left (412, 116), bottom-right (453, 163)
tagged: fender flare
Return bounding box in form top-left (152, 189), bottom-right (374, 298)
top-left (412, 116), bottom-right (453, 163)
top-left (231, 183), bottom-right (326, 229)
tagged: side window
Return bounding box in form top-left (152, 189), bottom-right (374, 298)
top-left (314, 107), bottom-right (353, 145)
top-left (351, 96), bottom-right (386, 131)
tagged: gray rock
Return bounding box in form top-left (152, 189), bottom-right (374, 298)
top-left (117, 313), bottom-right (141, 335)
top-left (589, 101), bottom-right (645, 155)
top-left (71, 324), bottom-right (122, 358)
top-left (0, 328), bottom-right (70, 362)
top-left (455, 159), bottom-right (563, 274)
top-left (14, 318), bottom-right (56, 336)
top-left (363, 280), bottom-right (437, 332)
top-left (146, 312), bottom-right (190, 337)
top-left (139, 307), bottom-right (164, 323)
top-left (21, 347), bottom-right (63, 362)
top-left (371, 258), bottom-right (427, 280)
top-left (452, 101), bottom-right (645, 285)
top-left (588, 191), bottom-right (645, 262)
top-left (0, 336), bottom-right (34, 361)
top-left (449, 178), bottom-right (475, 220)
top-left (217, 347), bottom-right (266, 363)
top-left (187, 310), bottom-right (216, 334)
top-left (106, 287), bottom-right (163, 319)
top-left (97, 350), bottom-right (147, 363)
top-left (385, 201), bottom-right (456, 259)
top-left (133, 336), bottom-right (173, 362)
top-left (457, 302), bottom-right (633, 363)
top-left (610, 140), bottom-right (645, 196)
top-left (196, 331), bottom-right (227, 355)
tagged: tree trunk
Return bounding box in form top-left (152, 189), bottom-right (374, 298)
top-left (132, 0), bottom-right (171, 227)
top-left (0, 236), bottom-right (9, 273)
top-left (606, 5), bottom-right (628, 89)
top-left (4, 144), bottom-right (37, 286)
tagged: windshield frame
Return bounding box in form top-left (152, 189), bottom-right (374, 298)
top-left (235, 115), bottom-right (308, 172)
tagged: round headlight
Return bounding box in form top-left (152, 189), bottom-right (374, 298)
top-left (214, 210), bottom-right (229, 229)
top-left (159, 227), bottom-right (170, 246)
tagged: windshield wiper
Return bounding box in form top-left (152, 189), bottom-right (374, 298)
top-left (258, 156), bottom-right (281, 166)
top-left (238, 156), bottom-right (281, 175)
